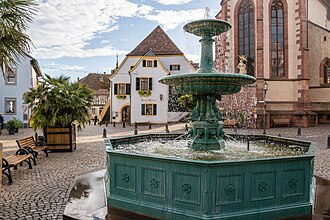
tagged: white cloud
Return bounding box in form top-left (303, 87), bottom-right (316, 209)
top-left (185, 54), bottom-right (200, 63)
top-left (153, 0), bottom-right (193, 5)
top-left (144, 8), bottom-right (218, 31)
top-left (28, 0), bottom-right (153, 59)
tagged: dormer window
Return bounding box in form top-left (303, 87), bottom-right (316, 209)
top-left (142, 60), bottom-right (157, 68)
top-left (5, 67), bottom-right (17, 85)
top-left (170, 64), bottom-right (180, 71)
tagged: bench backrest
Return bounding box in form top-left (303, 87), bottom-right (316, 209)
top-left (273, 119), bottom-right (291, 123)
top-left (16, 136), bottom-right (36, 148)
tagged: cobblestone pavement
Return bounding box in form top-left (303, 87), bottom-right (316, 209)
top-left (0, 123), bottom-right (330, 219)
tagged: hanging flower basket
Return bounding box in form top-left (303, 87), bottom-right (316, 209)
top-left (138, 90), bottom-right (152, 97)
top-left (116, 94), bottom-right (127, 99)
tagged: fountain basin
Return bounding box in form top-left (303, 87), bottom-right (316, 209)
top-left (105, 134), bottom-right (315, 220)
top-left (159, 73), bottom-right (256, 95)
top-left (183, 19), bottom-right (231, 37)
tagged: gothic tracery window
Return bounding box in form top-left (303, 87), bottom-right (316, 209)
top-left (321, 58), bottom-right (330, 84)
top-left (238, 0), bottom-right (255, 76)
top-left (271, 0), bottom-right (285, 77)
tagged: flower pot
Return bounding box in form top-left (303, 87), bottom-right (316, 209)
top-left (8, 129), bottom-right (15, 135)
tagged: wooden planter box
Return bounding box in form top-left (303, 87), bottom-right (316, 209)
top-left (44, 125), bottom-right (76, 152)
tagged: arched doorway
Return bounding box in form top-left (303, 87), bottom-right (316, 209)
top-left (121, 105), bottom-right (130, 123)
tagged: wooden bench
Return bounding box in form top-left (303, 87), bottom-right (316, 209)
top-left (16, 136), bottom-right (49, 165)
top-left (224, 119), bottom-right (238, 128)
top-left (273, 118), bottom-right (291, 127)
top-left (2, 149), bottom-right (33, 184)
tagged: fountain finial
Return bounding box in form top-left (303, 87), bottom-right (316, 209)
top-left (204, 7), bottom-right (211, 18)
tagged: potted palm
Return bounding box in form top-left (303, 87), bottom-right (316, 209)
top-left (23, 74), bottom-right (94, 151)
top-left (6, 119), bottom-right (16, 135)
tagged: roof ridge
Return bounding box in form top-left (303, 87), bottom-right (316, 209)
top-left (127, 25), bottom-right (183, 56)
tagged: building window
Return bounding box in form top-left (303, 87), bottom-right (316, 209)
top-left (4, 98), bottom-right (16, 114)
top-left (320, 58), bottom-right (330, 84)
top-left (170, 64), bottom-right (180, 71)
top-left (5, 67), bottom-right (17, 85)
top-left (136, 77), bottom-right (152, 91)
top-left (141, 104), bottom-right (157, 116)
top-left (270, 0), bottom-right (285, 77)
top-left (114, 83), bottom-right (131, 95)
top-left (142, 60), bottom-right (157, 68)
top-left (237, 0), bottom-right (255, 76)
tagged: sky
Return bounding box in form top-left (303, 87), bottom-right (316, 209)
top-left (27, 0), bottom-right (221, 80)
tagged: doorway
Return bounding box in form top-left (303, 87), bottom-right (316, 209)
top-left (121, 106), bottom-right (130, 123)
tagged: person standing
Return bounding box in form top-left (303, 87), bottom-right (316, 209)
top-left (0, 113), bottom-right (4, 134)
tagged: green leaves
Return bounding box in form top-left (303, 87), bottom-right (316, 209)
top-left (23, 74), bottom-right (95, 130)
top-left (0, 0), bottom-right (37, 74)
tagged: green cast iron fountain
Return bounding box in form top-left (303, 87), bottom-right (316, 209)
top-left (159, 19), bottom-right (255, 150)
top-left (105, 17), bottom-right (315, 220)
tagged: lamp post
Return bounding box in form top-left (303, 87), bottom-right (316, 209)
top-left (263, 81), bottom-right (268, 134)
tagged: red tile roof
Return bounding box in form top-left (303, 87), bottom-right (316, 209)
top-left (127, 25), bottom-right (183, 56)
top-left (78, 73), bottom-right (111, 94)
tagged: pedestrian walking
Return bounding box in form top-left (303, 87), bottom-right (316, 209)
top-left (94, 115), bottom-right (98, 125)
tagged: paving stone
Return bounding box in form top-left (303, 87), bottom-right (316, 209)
top-left (1, 123), bottom-right (330, 219)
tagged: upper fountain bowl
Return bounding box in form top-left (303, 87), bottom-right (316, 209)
top-left (183, 19), bottom-right (231, 37)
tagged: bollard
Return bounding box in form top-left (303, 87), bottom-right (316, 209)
top-left (123, 122), bottom-right (126, 128)
top-left (297, 127), bottom-right (301, 136)
top-left (165, 123), bottom-right (169, 133)
top-left (149, 123), bottom-right (152, 129)
top-left (106, 121), bottom-right (108, 127)
top-left (135, 122), bottom-right (137, 129)
top-left (185, 124), bottom-right (188, 132)
top-left (134, 127), bottom-right (138, 135)
top-left (102, 128), bottom-right (107, 138)
top-left (278, 134), bottom-right (281, 137)
top-left (113, 121), bottom-right (116, 127)
top-left (328, 135), bottom-right (330, 149)
top-left (247, 139), bottom-right (250, 151)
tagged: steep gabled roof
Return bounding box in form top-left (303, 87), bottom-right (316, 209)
top-left (127, 25), bottom-right (183, 56)
top-left (79, 73), bottom-right (111, 92)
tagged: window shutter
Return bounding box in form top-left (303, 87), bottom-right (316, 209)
top-left (170, 65), bottom-right (172, 71)
top-left (126, 84), bottom-right (131, 95)
top-left (153, 104), bottom-right (157, 115)
top-left (149, 78), bottom-right (152, 91)
top-left (154, 60), bottom-right (157, 67)
top-left (178, 65), bottom-right (180, 70)
top-left (136, 78), bottom-right (140, 90)
top-left (141, 104), bottom-right (145, 115)
top-left (114, 83), bottom-right (118, 95)
top-left (142, 60), bottom-right (146, 67)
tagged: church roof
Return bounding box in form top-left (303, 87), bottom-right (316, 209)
top-left (127, 25), bottom-right (183, 56)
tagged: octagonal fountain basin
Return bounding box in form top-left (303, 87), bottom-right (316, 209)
top-left (159, 73), bottom-right (256, 95)
top-left (104, 133), bottom-right (315, 220)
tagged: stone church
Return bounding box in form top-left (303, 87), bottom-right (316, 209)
top-left (215, 0), bottom-right (330, 128)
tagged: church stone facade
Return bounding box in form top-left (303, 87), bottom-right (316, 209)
top-left (215, 0), bottom-right (330, 128)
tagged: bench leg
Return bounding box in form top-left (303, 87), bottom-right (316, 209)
top-left (26, 158), bottom-right (32, 169)
top-left (44, 149), bottom-right (49, 157)
top-left (2, 158), bottom-right (13, 184)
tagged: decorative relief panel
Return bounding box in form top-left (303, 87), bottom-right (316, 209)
top-left (173, 172), bottom-right (201, 205)
top-left (250, 172), bottom-right (276, 202)
top-left (142, 167), bottom-right (166, 198)
top-left (282, 169), bottom-right (305, 197)
top-left (216, 175), bottom-right (244, 205)
top-left (114, 164), bottom-right (136, 192)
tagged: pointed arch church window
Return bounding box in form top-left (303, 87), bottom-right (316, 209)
top-left (271, 0), bottom-right (285, 77)
top-left (237, 0), bottom-right (255, 76)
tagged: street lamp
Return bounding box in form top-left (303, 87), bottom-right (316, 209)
top-left (263, 81), bottom-right (268, 134)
